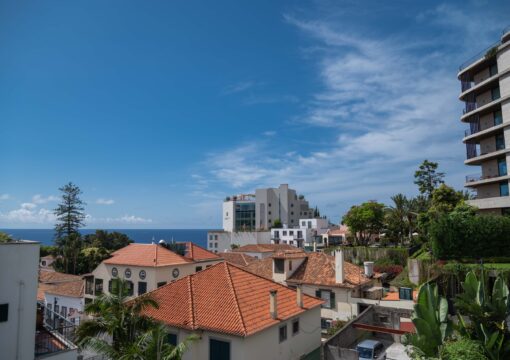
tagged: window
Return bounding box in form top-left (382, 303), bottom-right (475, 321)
top-left (210, 339), bottom-right (230, 360)
top-left (274, 259), bottom-right (285, 273)
top-left (125, 281), bottom-right (134, 296)
top-left (268, 203), bottom-right (271, 207)
top-left (307, 221), bottom-right (312, 228)
top-left (289, 231), bottom-right (294, 235)
top-left (292, 319), bottom-right (300, 335)
top-left (214, 235), bottom-right (218, 240)
top-left (85, 277), bottom-right (94, 295)
top-left (95, 278), bottom-right (103, 295)
top-left (54, 305), bottom-right (60, 314)
top-left (209, 235), bottom-right (213, 240)
top-left (226, 212), bottom-right (228, 216)
top-left (494, 110), bottom-right (503, 126)
top-left (279, 324), bottom-right (287, 342)
top-left (138, 282), bottom-right (147, 295)
top-left (321, 318), bottom-right (331, 329)
top-left (492, 87), bottom-right (501, 101)
top-left (500, 182), bottom-right (509, 196)
top-left (0, 304), bottom-right (8, 322)
top-left (196, 266), bottom-right (203, 272)
top-left (291, 219), bottom-right (294, 223)
top-left (108, 279), bottom-right (119, 294)
top-left (496, 133), bottom-right (506, 150)
top-left (214, 243), bottom-right (218, 248)
top-left (61, 306), bottom-right (67, 318)
top-left (297, 231), bottom-right (303, 238)
top-left (274, 231), bottom-right (279, 238)
top-left (157, 281), bottom-right (167, 288)
top-left (291, 211), bottom-right (294, 215)
top-left (289, 260), bottom-right (293, 271)
top-left (302, 221), bottom-right (306, 226)
top-left (316, 289), bottom-right (335, 309)
top-left (283, 231), bottom-right (287, 236)
top-left (268, 211), bottom-right (271, 215)
top-left (498, 158), bottom-right (507, 176)
top-left (42, 261), bottom-right (46, 266)
top-left (166, 333), bottom-right (177, 346)
top-left (490, 63), bottom-right (498, 76)
top-left (268, 219), bottom-right (272, 223)
top-left (291, 203), bottom-right (294, 207)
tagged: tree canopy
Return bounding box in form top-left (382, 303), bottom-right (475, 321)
top-left (342, 201), bottom-right (385, 245)
top-left (414, 160), bottom-right (445, 199)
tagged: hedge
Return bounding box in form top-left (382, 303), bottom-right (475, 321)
top-left (430, 213), bottom-right (510, 260)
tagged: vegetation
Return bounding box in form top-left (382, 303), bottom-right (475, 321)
top-left (76, 279), bottom-right (196, 359)
top-left (440, 339), bottom-right (488, 360)
top-left (342, 201), bottom-right (385, 245)
top-left (414, 160), bottom-right (445, 199)
top-left (272, 218), bottom-right (283, 228)
top-left (405, 283), bottom-right (452, 358)
top-left (54, 182), bottom-right (86, 274)
top-left (0, 231), bottom-right (12, 243)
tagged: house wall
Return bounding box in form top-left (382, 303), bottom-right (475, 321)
top-left (207, 231), bottom-right (271, 253)
top-left (223, 201), bottom-right (235, 232)
top-left (44, 293), bottom-right (84, 324)
top-left (171, 306), bottom-right (321, 360)
top-left (0, 241), bottom-right (39, 360)
top-left (301, 284), bottom-right (357, 321)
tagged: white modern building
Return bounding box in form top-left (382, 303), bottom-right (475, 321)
top-left (142, 261), bottom-right (323, 360)
top-left (460, 26), bottom-right (510, 214)
top-left (256, 184), bottom-right (312, 230)
top-left (84, 242), bottom-right (222, 302)
top-left (270, 218), bottom-right (330, 249)
top-left (207, 230), bottom-right (271, 253)
top-left (222, 194), bottom-right (256, 232)
top-left (0, 240), bottom-right (78, 360)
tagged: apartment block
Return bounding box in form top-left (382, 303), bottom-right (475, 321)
top-left (460, 27), bottom-right (510, 214)
top-left (222, 194), bottom-right (256, 232)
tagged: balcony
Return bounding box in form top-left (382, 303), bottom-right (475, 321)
top-left (465, 147), bottom-right (510, 166)
top-left (468, 196), bottom-right (510, 210)
top-left (465, 173), bottom-right (510, 187)
top-left (463, 123), bottom-right (508, 143)
top-left (461, 95), bottom-right (509, 122)
top-left (36, 302), bottom-right (78, 359)
top-left (459, 68), bottom-right (510, 101)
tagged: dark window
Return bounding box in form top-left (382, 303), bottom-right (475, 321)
top-left (166, 333), bottom-right (177, 346)
top-left (494, 110), bottom-right (503, 125)
top-left (138, 282), bottom-right (147, 295)
top-left (500, 182), bottom-right (509, 196)
top-left (496, 133), bottom-right (505, 150)
top-left (292, 319), bottom-right (299, 335)
top-left (126, 281), bottom-right (134, 296)
top-left (108, 279), bottom-right (118, 294)
top-left (157, 281), bottom-right (167, 288)
top-left (490, 63), bottom-right (498, 76)
top-left (268, 211), bottom-right (271, 215)
top-left (321, 318), bottom-right (330, 329)
top-left (61, 306), bottom-right (67, 318)
top-left (268, 203), bottom-right (271, 207)
top-left (210, 339), bottom-right (230, 360)
top-left (279, 325), bottom-right (287, 342)
top-left (195, 266), bottom-right (203, 272)
top-left (297, 231), bottom-right (302, 238)
top-left (498, 158), bottom-right (507, 176)
top-left (289, 260), bottom-right (293, 271)
top-left (94, 278), bottom-right (103, 295)
top-left (291, 211), bottom-right (294, 215)
top-left (283, 231), bottom-right (287, 236)
top-left (85, 277), bottom-right (94, 295)
top-left (503, 208), bottom-right (510, 216)
top-left (274, 259), bottom-right (285, 273)
top-left (492, 87), bottom-right (501, 100)
top-left (0, 304), bottom-right (8, 322)
top-left (291, 203), bottom-right (294, 207)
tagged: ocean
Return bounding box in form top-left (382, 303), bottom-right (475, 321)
top-left (0, 229), bottom-right (210, 248)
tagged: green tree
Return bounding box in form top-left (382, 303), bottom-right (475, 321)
top-left (385, 194), bottom-right (411, 245)
top-left (54, 182), bottom-right (86, 274)
top-left (440, 338), bottom-right (488, 360)
top-left (272, 218), bottom-right (283, 229)
top-left (76, 279), bottom-right (196, 359)
top-left (455, 270), bottom-right (510, 360)
top-left (405, 283), bottom-right (452, 358)
top-left (414, 160), bottom-right (445, 199)
top-left (83, 230), bottom-right (133, 251)
top-left (342, 201), bottom-right (385, 246)
top-left (0, 231), bottom-right (12, 243)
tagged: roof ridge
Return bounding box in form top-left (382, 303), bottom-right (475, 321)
top-left (188, 275), bottom-right (196, 330)
top-left (155, 244), bottom-right (158, 266)
top-left (224, 263), bottom-right (248, 336)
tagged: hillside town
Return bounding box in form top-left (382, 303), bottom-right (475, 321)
top-left (1, 3), bottom-right (510, 360)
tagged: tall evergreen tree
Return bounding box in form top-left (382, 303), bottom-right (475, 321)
top-left (414, 160), bottom-right (445, 199)
top-left (54, 182), bottom-right (86, 273)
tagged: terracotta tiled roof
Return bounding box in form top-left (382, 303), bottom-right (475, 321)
top-left (219, 252), bottom-right (257, 267)
top-left (244, 257), bottom-right (274, 280)
top-left (287, 253), bottom-right (376, 288)
top-left (104, 243), bottom-right (191, 267)
top-left (38, 270), bottom-right (84, 299)
top-left (272, 249), bottom-right (307, 259)
top-left (328, 225), bottom-right (349, 236)
top-left (233, 244), bottom-right (297, 253)
top-left (142, 262), bottom-right (323, 337)
top-left (179, 242), bottom-right (221, 262)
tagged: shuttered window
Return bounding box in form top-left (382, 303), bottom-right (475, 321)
top-left (210, 339), bottom-right (230, 360)
top-left (315, 289), bottom-right (335, 309)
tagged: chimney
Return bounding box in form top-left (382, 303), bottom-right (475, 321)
top-left (335, 250), bottom-right (345, 284)
top-left (313, 241), bottom-right (317, 253)
top-left (269, 290), bottom-right (278, 319)
top-left (296, 285), bottom-right (303, 308)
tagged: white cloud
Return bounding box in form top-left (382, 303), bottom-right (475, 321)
top-left (0, 194), bottom-right (9, 201)
top-left (263, 130), bottom-right (276, 137)
top-left (96, 198), bottom-right (115, 205)
top-left (0, 205), bottom-right (55, 224)
top-left (110, 215), bottom-right (152, 224)
top-left (222, 81), bottom-right (259, 95)
top-left (32, 194), bottom-right (59, 204)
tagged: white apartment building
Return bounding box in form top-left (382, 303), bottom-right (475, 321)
top-left (84, 242), bottom-right (221, 302)
top-left (270, 218), bottom-right (330, 249)
top-left (1, 240), bottom-right (78, 360)
top-left (460, 26), bottom-right (510, 214)
top-left (142, 261), bottom-right (323, 360)
top-left (222, 194), bottom-right (256, 232)
top-left (256, 184), bottom-right (312, 230)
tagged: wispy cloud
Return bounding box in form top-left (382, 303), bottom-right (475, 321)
top-left (242, 94), bottom-right (298, 105)
top-left (96, 198), bottom-right (115, 205)
top-left (222, 81), bottom-right (260, 95)
top-left (32, 194), bottom-right (58, 204)
top-left (0, 203), bottom-right (55, 224)
top-left (0, 194), bottom-right (9, 201)
top-left (263, 130), bottom-right (276, 137)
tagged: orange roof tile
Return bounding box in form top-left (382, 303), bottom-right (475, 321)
top-left (38, 270), bottom-right (84, 299)
top-left (233, 244), bottom-right (297, 253)
top-left (179, 242), bottom-right (221, 262)
top-left (219, 252), bottom-right (257, 267)
top-left (142, 262), bottom-right (323, 337)
top-left (244, 257), bottom-right (274, 280)
top-left (272, 249), bottom-right (307, 259)
top-left (104, 243), bottom-right (191, 267)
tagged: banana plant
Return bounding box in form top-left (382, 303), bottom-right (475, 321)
top-left (405, 283), bottom-right (452, 357)
top-left (455, 269), bottom-right (510, 360)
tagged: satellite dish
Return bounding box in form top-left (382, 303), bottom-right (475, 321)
top-left (159, 239), bottom-right (166, 245)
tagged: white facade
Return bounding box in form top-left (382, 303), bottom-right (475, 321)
top-left (270, 218), bottom-right (330, 249)
top-left (255, 184), bottom-right (312, 230)
top-left (44, 293), bottom-right (84, 325)
top-left (0, 241), bottom-right (39, 360)
top-left (222, 195), bottom-right (256, 232)
top-left (207, 231), bottom-right (270, 253)
top-left (165, 307), bottom-right (321, 360)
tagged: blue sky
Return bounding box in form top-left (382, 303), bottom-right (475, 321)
top-left (1, 0), bottom-right (509, 229)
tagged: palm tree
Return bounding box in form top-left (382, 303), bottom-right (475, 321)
top-left (385, 194), bottom-right (409, 245)
top-left (76, 279), bottom-right (195, 359)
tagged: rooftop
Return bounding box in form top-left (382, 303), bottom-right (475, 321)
top-left (233, 243), bottom-right (297, 253)
top-left (141, 261), bottom-right (323, 337)
top-left (219, 252), bottom-right (257, 267)
top-left (104, 243), bottom-right (191, 267)
top-left (179, 241), bottom-right (220, 262)
top-left (38, 270), bottom-right (84, 300)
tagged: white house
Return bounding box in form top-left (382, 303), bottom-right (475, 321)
top-left (84, 242), bottom-right (222, 302)
top-left (271, 218), bottom-right (330, 250)
top-left (38, 270), bottom-right (84, 325)
top-left (142, 261), bottom-right (323, 360)
top-left (207, 230), bottom-right (271, 253)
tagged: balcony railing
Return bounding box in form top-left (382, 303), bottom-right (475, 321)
top-left (459, 39), bottom-right (501, 72)
top-left (36, 302), bottom-right (77, 358)
top-left (466, 143), bottom-right (478, 159)
top-left (466, 174), bottom-right (482, 183)
top-left (464, 120), bottom-right (480, 137)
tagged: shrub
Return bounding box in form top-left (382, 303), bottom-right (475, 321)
top-left (440, 338), bottom-right (488, 360)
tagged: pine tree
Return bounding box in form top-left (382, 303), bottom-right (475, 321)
top-left (54, 182), bottom-right (86, 274)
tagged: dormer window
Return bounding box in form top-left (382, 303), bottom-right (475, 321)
top-left (274, 259), bottom-right (284, 274)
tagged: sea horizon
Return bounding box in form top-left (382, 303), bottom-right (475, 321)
top-left (0, 228), bottom-right (212, 248)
